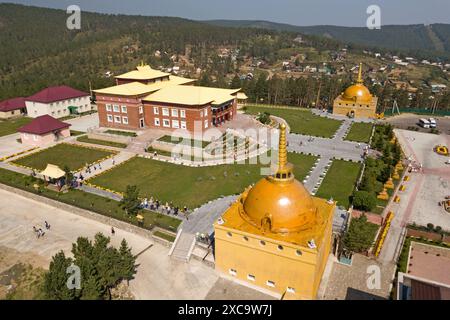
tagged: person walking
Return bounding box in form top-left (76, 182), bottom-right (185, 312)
top-left (45, 221), bottom-right (50, 230)
top-left (111, 226), bottom-right (115, 236)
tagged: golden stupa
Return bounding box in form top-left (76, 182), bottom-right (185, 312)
top-left (214, 124), bottom-right (335, 300)
top-left (332, 63), bottom-right (378, 118)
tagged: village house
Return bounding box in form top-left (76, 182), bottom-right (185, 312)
top-left (25, 85), bottom-right (91, 118)
top-left (0, 97), bottom-right (27, 119)
top-left (18, 115), bottom-right (71, 147)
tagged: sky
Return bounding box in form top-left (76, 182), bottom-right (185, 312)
top-left (1, 0), bottom-right (450, 27)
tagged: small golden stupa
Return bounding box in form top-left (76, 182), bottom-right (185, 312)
top-left (377, 188), bottom-right (389, 200)
top-left (332, 63), bottom-right (378, 118)
top-left (384, 177), bottom-right (395, 189)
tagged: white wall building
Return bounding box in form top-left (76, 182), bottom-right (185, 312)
top-left (25, 85), bottom-right (91, 118)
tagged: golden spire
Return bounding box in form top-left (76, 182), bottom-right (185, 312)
top-left (278, 123), bottom-right (288, 171)
top-left (356, 62), bottom-right (363, 84)
top-left (274, 123), bottom-right (294, 180)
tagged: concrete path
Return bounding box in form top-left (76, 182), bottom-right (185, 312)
top-left (0, 187), bottom-right (219, 299)
top-left (76, 150), bottom-right (135, 180)
top-left (288, 119), bottom-right (366, 194)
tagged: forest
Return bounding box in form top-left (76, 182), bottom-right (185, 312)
top-left (0, 3), bottom-right (448, 111)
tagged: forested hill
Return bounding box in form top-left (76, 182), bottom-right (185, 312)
top-left (206, 20), bottom-right (450, 58)
top-left (0, 3), bottom-right (315, 100)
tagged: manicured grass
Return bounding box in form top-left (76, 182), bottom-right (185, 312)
top-left (245, 105), bottom-right (342, 138)
top-left (89, 152), bottom-right (317, 209)
top-left (77, 136), bottom-right (127, 149)
top-left (105, 129), bottom-right (137, 137)
top-left (70, 130), bottom-right (86, 136)
top-left (0, 168), bottom-right (181, 231)
top-left (345, 122), bottom-right (374, 143)
top-left (157, 135), bottom-right (210, 148)
top-left (13, 143), bottom-right (114, 171)
top-left (0, 117), bottom-right (33, 137)
top-left (315, 159), bottom-right (362, 209)
top-left (154, 231), bottom-right (176, 242)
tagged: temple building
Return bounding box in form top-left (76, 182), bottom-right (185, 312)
top-left (94, 64), bottom-right (240, 132)
top-left (332, 63), bottom-right (377, 118)
top-left (214, 124), bottom-right (335, 300)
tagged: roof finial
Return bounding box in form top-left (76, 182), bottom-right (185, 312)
top-left (274, 123), bottom-right (294, 180)
top-left (278, 123), bottom-right (288, 171)
top-left (357, 62), bottom-right (363, 84)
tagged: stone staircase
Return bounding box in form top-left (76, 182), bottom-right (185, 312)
top-left (170, 232), bottom-right (196, 262)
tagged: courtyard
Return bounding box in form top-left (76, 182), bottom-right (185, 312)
top-left (12, 143), bottom-right (115, 171)
top-left (88, 152), bottom-right (318, 209)
top-left (0, 187), bottom-right (220, 299)
top-left (245, 105), bottom-right (342, 138)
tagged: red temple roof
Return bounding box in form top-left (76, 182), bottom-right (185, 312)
top-left (0, 97), bottom-right (26, 112)
top-left (18, 115), bottom-right (71, 135)
top-left (26, 85), bottom-right (89, 103)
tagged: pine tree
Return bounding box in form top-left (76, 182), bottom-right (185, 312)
top-left (120, 185), bottom-right (141, 216)
top-left (229, 74), bottom-right (241, 89)
top-left (119, 239), bottom-right (137, 285)
top-left (42, 251), bottom-right (78, 300)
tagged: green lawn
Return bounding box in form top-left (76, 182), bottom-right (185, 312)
top-left (89, 152), bottom-right (317, 209)
top-left (70, 130), bottom-right (86, 136)
top-left (105, 129), bottom-right (137, 137)
top-left (157, 135), bottom-right (210, 148)
top-left (345, 122), bottom-right (374, 143)
top-left (0, 168), bottom-right (181, 232)
top-left (154, 231), bottom-right (176, 242)
top-left (0, 117), bottom-right (33, 137)
top-left (77, 136), bottom-right (127, 149)
top-left (315, 159), bottom-right (362, 209)
top-left (245, 105), bottom-right (342, 138)
top-left (13, 143), bottom-right (114, 171)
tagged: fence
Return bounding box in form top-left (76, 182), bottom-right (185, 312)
top-left (386, 108), bottom-right (450, 116)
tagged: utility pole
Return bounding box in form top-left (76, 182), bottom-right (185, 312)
top-left (392, 99), bottom-right (401, 115)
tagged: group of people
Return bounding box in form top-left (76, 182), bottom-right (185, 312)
top-left (84, 162), bottom-right (102, 175)
top-left (33, 220), bottom-right (50, 239)
top-left (141, 197), bottom-right (189, 217)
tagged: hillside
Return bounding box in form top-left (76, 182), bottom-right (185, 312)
top-left (205, 20), bottom-right (450, 59)
top-left (0, 4), bottom-right (300, 100)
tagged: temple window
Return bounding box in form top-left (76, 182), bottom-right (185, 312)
top-left (287, 287), bottom-right (296, 294)
top-left (260, 240), bottom-right (266, 246)
top-left (227, 232), bottom-right (232, 238)
top-left (296, 250), bottom-right (302, 256)
top-left (277, 245), bottom-right (284, 251)
top-left (266, 280), bottom-right (275, 287)
top-left (247, 274), bottom-right (256, 281)
top-left (229, 269), bottom-right (237, 276)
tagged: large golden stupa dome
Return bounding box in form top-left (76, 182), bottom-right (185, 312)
top-left (341, 63), bottom-right (372, 103)
top-left (239, 124), bottom-right (319, 234)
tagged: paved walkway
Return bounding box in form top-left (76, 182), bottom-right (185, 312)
top-left (75, 150), bottom-right (135, 180)
top-left (0, 187), bottom-right (220, 299)
top-left (288, 119), bottom-right (366, 193)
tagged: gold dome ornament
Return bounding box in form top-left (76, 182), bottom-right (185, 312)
top-left (240, 123), bottom-right (320, 234)
top-left (341, 63), bottom-right (373, 103)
